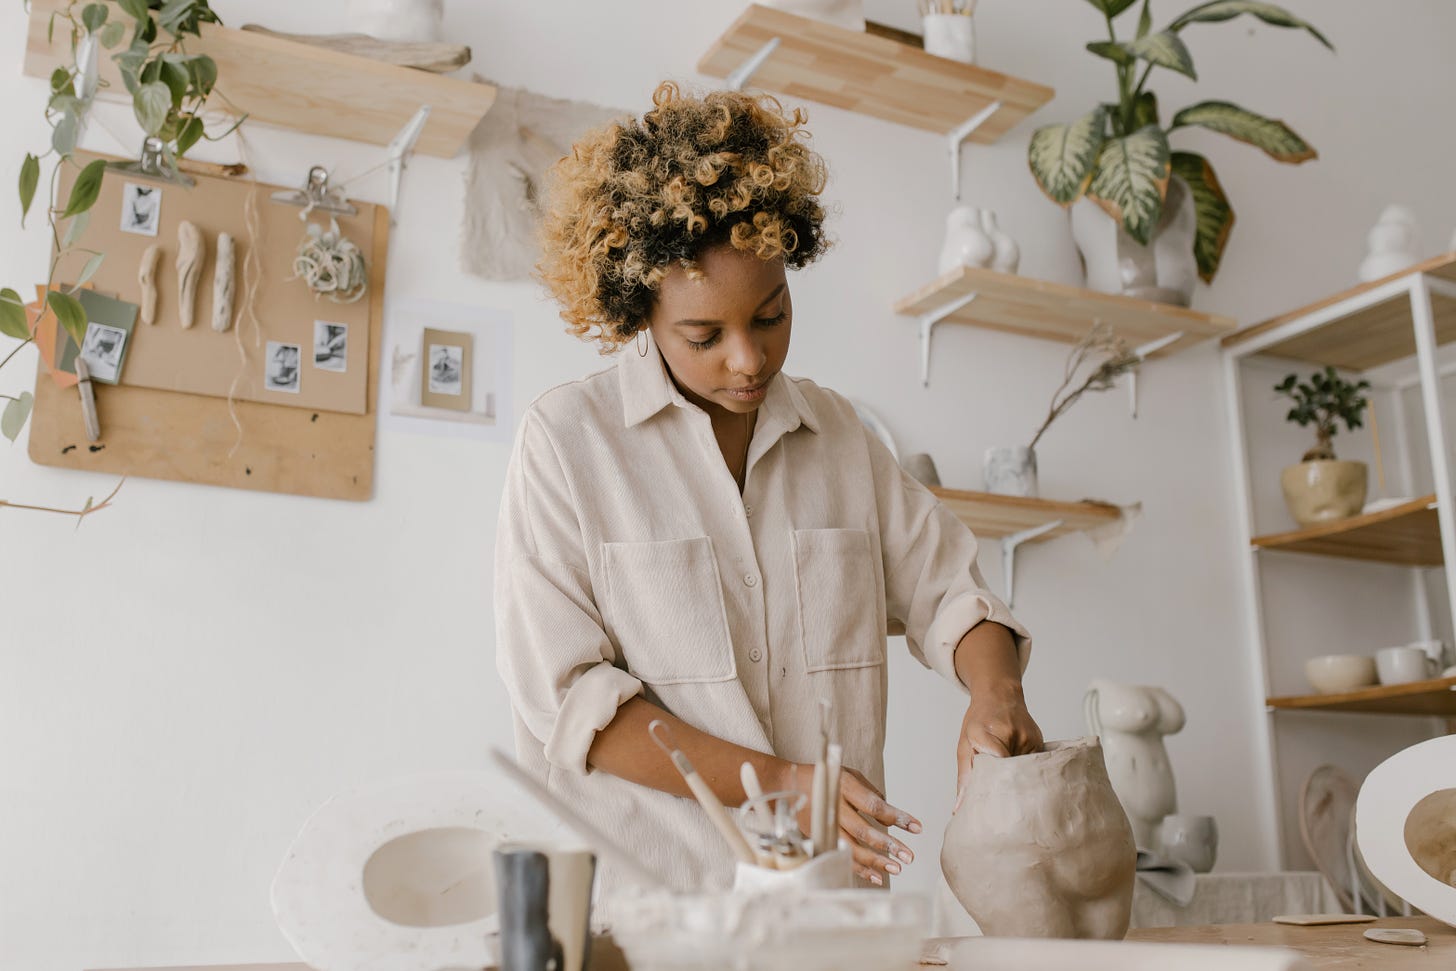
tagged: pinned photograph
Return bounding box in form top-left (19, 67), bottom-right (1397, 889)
top-left (120, 182), bottom-right (161, 237)
top-left (265, 341), bottom-right (302, 393)
top-left (80, 322), bottom-right (130, 383)
top-left (420, 327), bottom-right (473, 411)
top-left (313, 320), bottom-right (348, 372)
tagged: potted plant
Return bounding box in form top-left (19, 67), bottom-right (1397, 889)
top-left (1, 0), bottom-right (236, 521)
top-left (1026, 0), bottom-right (1332, 306)
top-left (985, 322), bottom-right (1140, 497)
top-left (1274, 366), bottom-right (1371, 526)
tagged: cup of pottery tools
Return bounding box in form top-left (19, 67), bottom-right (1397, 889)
top-left (492, 843), bottom-right (596, 971)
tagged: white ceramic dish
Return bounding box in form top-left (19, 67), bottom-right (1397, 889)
top-left (1304, 654), bottom-right (1377, 694)
top-left (1356, 734), bottom-right (1456, 928)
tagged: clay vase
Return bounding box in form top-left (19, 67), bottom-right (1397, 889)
top-left (1280, 460), bottom-right (1367, 526)
top-left (941, 738), bottom-right (1136, 940)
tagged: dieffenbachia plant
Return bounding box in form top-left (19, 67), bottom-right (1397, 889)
top-left (1, 0), bottom-right (239, 518)
top-left (1027, 0), bottom-right (1331, 283)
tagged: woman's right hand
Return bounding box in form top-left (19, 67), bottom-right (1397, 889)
top-left (777, 762), bottom-right (922, 886)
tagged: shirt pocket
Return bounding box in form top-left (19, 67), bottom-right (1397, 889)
top-left (791, 528), bottom-right (885, 673)
top-left (602, 537), bottom-right (737, 685)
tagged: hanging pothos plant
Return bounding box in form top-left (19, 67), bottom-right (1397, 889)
top-left (1027, 0), bottom-right (1332, 283)
top-left (1, 0), bottom-right (241, 519)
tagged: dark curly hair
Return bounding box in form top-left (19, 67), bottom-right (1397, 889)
top-left (537, 81), bottom-right (830, 352)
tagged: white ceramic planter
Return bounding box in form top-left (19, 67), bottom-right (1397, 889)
top-left (922, 13), bottom-right (976, 64)
top-left (983, 446), bottom-right (1037, 497)
top-left (1070, 176), bottom-right (1197, 306)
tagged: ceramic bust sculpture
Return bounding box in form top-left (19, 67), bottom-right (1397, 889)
top-left (941, 738), bottom-right (1136, 939)
top-left (1084, 680), bottom-right (1185, 848)
top-left (938, 205), bottom-right (994, 275)
top-left (1358, 205), bottom-right (1420, 283)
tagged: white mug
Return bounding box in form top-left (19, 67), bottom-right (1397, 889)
top-left (1376, 645), bottom-right (1438, 685)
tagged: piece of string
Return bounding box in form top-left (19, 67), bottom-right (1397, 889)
top-left (225, 119), bottom-right (265, 457)
top-left (636, 328), bottom-right (648, 357)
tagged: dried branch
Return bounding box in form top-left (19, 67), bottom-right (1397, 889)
top-left (0, 476), bottom-right (123, 525)
top-left (1027, 323), bottom-right (1140, 450)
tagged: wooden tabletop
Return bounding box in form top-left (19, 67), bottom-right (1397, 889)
top-left (1130, 916), bottom-right (1454, 968)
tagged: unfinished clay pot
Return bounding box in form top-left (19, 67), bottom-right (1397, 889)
top-left (941, 737), bottom-right (1136, 939)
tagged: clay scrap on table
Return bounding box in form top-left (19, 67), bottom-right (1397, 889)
top-left (1272, 913), bottom-right (1377, 926)
top-left (1364, 927), bottom-right (1428, 946)
top-left (240, 25), bottom-right (471, 73)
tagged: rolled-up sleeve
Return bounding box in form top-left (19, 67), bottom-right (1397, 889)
top-left (495, 411), bottom-right (643, 774)
top-left (867, 428), bottom-right (1032, 691)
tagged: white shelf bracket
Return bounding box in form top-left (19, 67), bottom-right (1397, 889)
top-left (948, 100), bottom-right (1002, 200)
top-left (1128, 331), bottom-right (1183, 418)
top-left (385, 105), bottom-right (431, 225)
top-left (726, 38), bottom-right (780, 91)
top-left (918, 291), bottom-right (978, 387)
top-left (1001, 519), bottom-right (1061, 608)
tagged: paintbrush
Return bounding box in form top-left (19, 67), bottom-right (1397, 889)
top-left (649, 720), bottom-right (756, 865)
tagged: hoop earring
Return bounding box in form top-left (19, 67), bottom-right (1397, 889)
top-left (636, 329), bottom-right (649, 357)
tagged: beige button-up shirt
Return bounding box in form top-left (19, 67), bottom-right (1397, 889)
top-left (494, 336), bottom-right (1030, 896)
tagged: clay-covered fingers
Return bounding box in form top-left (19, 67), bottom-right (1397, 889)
top-left (838, 803), bottom-right (915, 885)
top-left (841, 768), bottom-right (922, 835)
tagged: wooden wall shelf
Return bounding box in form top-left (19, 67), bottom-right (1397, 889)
top-left (24, 0), bottom-right (495, 158)
top-left (895, 266), bottom-right (1237, 383)
top-left (1251, 495), bottom-right (1441, 567)
top-left (1268, 676), bottom-right (1456, 717)
top-left (697, 4), bottom-right (1053, 140)
top-left (929, 487), bottom-right (1120, 542)
top-left (1222, 253), bottom-right (1456, 371)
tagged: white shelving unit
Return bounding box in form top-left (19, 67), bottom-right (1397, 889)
top-left (1222, 254), bottom-right (1456, 867)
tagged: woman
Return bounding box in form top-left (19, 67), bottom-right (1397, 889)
top-left (495, 82), bottom-right (1042, 894)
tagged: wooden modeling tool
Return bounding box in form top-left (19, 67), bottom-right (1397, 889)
top-left (74, 357), bottom-right (100, 442)
top-left (487, 748), bottom-right (670, 890)
top-left (825, 742), bottom-right (843, 852)
top-left (648, 720), bottom-right (756, 865)
top-left (811, 698), bottom-right (834, 856)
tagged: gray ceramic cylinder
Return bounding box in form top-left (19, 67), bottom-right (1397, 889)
top-left (493, 844), bottom-right (596, 971)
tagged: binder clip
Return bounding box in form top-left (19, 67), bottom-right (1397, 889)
top-left (270, 166), bottom-right (358, 218)
top-left (107, 136), bottom-right (196, 188)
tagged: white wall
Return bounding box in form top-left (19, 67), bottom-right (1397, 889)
top-left (4, 2), bottom-right (1455, 968)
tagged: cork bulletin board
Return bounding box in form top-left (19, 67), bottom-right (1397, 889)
top-left (28, 153), bottom-right (388, 501)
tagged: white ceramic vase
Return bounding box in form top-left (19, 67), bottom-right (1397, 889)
top-left (939, 205), bottom-right (994, 275)
top-left (1070, 176), bottom-right (1198, 306)
top-left (981, 209), bottom-right (1020, 274)
top-left (922, 12), bottom-right (976, 64)
top-left (983, 446), bottom-right (1037, 498)
top-left (1084, 681), bottom-right (1186, 849)
top-left (349, 0), bottom-right (444, 42)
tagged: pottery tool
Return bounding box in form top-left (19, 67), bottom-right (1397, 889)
top-left (74, 357), bottom-right (100, 442)
top-left (811, 698), bottom-right (835, 856)
top-left (487, 748), bottom-right (670, 890)
top-left (825, 743), bottom-right (843, 852)
top-left (648, 720), bottom-right (755, 865)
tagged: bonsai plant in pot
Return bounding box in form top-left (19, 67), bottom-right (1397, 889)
top-left (985, 322), bottom-right (1140, 497)
top-left (1027, 0), bottom-right (1332, 306)
top-left (1274, 366), bottom-right (1371, 526)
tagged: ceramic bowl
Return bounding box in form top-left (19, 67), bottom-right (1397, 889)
top-left (1305, 654), bottom-right (1378, 694)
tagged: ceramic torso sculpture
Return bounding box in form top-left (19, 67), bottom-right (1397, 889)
top-left (1085, 680), bottom-right (1185, 848)
top-left (941, 738), bottom-right (1136, 939)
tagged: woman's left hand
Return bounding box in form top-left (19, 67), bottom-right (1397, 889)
top-left (955, 683), bottom-right (1043, 811)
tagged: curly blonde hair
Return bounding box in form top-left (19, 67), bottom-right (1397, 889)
top-left (538, 81), bottom-right (830, 351)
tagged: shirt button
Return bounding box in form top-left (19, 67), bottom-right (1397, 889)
top-left (744, 504), bottom-right (754, 517)
top-left (749, 648), bottom-right (763, 663)
top-left (744, 574), bottom-right (758, 588)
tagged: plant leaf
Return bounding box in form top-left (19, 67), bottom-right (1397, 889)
top-left (49, 66), bottom-right (71, 94)
top-left (1136, 0), bottom-right (1153, 38)
top-left (187, 54), bottom-right (217, 98)
top-left (2, 391), bottom-right (33, 443)
top-left (47, 291), bottom-right (88, 347)
top-left (159, 58), bottom-right (189, 108)
top-left (1083, 0), bottom-right (1139, 17)
top-left (0, 288), bottom-right (29, 340)
top-left (99, 20), bottom-right (126, 48)
top-left (72, 252), bottom-right (105, 290)
top-left (18, 153), bottom-right (40, 226)
top-left (118, 0), bottom-right (150, 22)
top-left (1170, 100), bottom-right (1317, 162)
top-left (1086, 41), bottom-right (1135, 66)
top-left (81, 2), bottom-right (108, 32)
top-left (52, 111), bottom-right (79, 157)
top-left (1171, 151), bottom-right (1234, 283)
top-left (62, 159), bottom-right (108, 218)
top-left (1028, 106), bottom-right (1107, 205)
top-left (1088, 125), bottom-right (1171, 245)
top-left (63, 210), bottom-right (91, 248)
top-left (1127, 29), bottom-right (1197, 79)
top-left (1130, 91), bottom-right (1159, 130)
top-left (176, 114), bottom-right (204, 156)
top-left (1170, 0), bottom-right (1333, 49)
top-left (133, 80), bottom-right (172, 135)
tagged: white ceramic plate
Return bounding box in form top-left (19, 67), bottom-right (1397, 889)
top-left (1356, 734), bottom-right (1456, 927)
top-left (850, 399), bottom-right (898, 461)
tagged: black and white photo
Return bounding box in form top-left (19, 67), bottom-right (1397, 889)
top-left (120, 182), bottom-right (161, 237)
top-left (428, 343), bottom-right (464, 396)
top-left (313, 320), bottom-right (348, 372)
top-left (80, 322), bottom-right (129, 382)
top-left (265, 341), bottom-right (302, 393)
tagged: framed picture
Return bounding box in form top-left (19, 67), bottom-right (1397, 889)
top-left (120, 182), bottom-right (161, 237)
top-left (265, 341), bottom-right (302, 394)
top-left (80, 323), bottom-right (129, 382)
top-left (313, 320), bottom-right (348, 373)
top-left (54, 290), bottom-right (139, 386)
top-left (420, 327), bottom-right (472, 411)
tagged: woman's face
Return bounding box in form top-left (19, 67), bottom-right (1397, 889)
top-left (646, 244), bottom-right (792, 419)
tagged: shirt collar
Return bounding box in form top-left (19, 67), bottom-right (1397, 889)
top-left (618, 331), bottom-right (818, 435)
